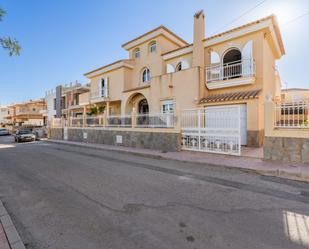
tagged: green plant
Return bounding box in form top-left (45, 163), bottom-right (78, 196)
top-left (98, 106), bottom-right (105, 114)
top-left (0, 7), bottom-right (21, 56)
top-left (88, 106), bottom-right (98, 116)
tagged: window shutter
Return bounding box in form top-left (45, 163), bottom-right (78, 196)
top-left (242, 40), bottom-right (253, 75)
top-left (242, 40), bottom-right (253, 61)
top-left (105, 77), bottom-right (109, 97)
top-left (166, 64), bottom-right (175, 73)
top-left (98, 78), bottom-right (102, 97)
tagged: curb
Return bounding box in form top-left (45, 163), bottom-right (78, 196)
top-left (46, 140), bottom-right (309, 183)
top-left (0, 201), bottom-right (26, 249)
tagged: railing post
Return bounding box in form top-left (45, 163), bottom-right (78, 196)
top-left (175, 109), bottom-right (182, 132)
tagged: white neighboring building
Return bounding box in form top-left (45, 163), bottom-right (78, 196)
top-left (44, 89), bottom-right (56, 124)
top-left (0, 106), bottom-right (8, 125)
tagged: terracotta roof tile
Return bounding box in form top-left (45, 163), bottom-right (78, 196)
top-left (199, 90), bottom-right (261, 104)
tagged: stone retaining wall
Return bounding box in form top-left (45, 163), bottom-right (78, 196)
top-left (49, 128), bottom-right (181, 152)
top-left (264, 136), bottom-right (309, 164)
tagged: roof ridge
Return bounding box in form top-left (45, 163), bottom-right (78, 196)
top-left (121, 25), bottom-right (189, 48)
top-left (203, 15), bottom-right (274, 41)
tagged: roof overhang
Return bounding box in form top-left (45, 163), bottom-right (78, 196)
top-left (203, 15), bottom-right (285, 58)
top-left (122, 26), bottom-right (188, 51)
top-left (84, 60), bottom-right (134, 78)
top-left (162, 45), bottom-right (193, 61)
top-left (199, 89), bottom-right (261, 104)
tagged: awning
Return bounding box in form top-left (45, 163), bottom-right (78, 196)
top-left (199, 89), bottom-right (261, 104)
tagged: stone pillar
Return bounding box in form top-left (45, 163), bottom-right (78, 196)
top-left (131, 108), bottom-right (137, 128)
top-left (175, 109), bottom-right (182, 132)
top-left (103, 111), bottom-right (107, 127)
top-left (83, 106), bottom-right (86, 128)
top-left (264, 100), bottom-right (275, 137)
top-left (106, 101), bottom-right (110, 116)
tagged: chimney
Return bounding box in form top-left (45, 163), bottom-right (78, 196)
top-left (192, 10), bottom-right (205, 68)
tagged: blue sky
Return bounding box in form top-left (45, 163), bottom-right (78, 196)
top-left (0, 0), bottom-right (308, 104)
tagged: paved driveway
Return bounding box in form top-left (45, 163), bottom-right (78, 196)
top-left (0, 136), bottom-right (309, 249)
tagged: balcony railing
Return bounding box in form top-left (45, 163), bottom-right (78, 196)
top-left (15, 110), bottom-right (42, 115)
top-left (90, 90), bottom-right (107, 99)
top-left (206, 59), bottom-right (255, 83)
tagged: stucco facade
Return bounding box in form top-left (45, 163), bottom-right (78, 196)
top-left (60, 10), bottom-right (285, 147)
top-left (0, 106), bottom-right (8, 125)
top-left (6, 99), bottom-right (46, 126)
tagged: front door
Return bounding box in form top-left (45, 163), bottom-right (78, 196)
top-left (138, 99), bottom-right (149, 114)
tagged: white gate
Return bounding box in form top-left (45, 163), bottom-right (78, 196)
top-left (181, 106), bottom-right (241, 156)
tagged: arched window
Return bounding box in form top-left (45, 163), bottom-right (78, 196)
top-left (149, 41), bottom-right (157, 53)
top-left (134, 48), bottom-right (140, 58)
top-left (175, 59), bottom-right (190, 72)
top-left (142, 68), bottom-right (151, 83)
top-left (223, 48), bottom-right (241, 65)
top-left (223, 48), bottom-right (242, 79)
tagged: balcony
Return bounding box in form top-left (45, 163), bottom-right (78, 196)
top-left (90, 90), bottom-right (109, 103)
top-left (15, 109), bottom-right (42, 116)
top-left (206, 59), bottom-right (255, 90)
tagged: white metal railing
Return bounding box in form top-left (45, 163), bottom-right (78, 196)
top-left (50, 113), bottom-right (176, 129)
top-left (107, 114), bottom-right (132, 127)
top-left (206, 59), bottom-right (255, 82)
top-left (181, 107), bottom-right (241, 156)
top-left (274, 101), bottom-right (309, 128)
top-left (84, 116), bottom-right (103, 127)
top-left (70, 117), bottom-right (84, 127)
top-left (135, 113), bottom-right (175, 128)
top-left (90, 90), bottom-right (107, 99)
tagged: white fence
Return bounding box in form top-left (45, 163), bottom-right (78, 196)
top-left (51, 113), bottom-right (176, 129)
top-left (107, 115), bottom-right (132, 127)
top-left (206, 59), bottom-right (255, 82)
top-left (274, 101), bottom-right (309, 128)
top-left (136, 113), bottom-right (175, 128)
top-left (181, 106), bottom-right (241, 155)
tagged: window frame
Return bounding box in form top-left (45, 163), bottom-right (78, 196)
top-left (142, 68), bottom-right (151, 83)
top-left (134, 48), bottom-right (141, 59)
top-left (149, 41), bottom-right (157, 54)
top-left (161, 100), bottom-right (174, 113)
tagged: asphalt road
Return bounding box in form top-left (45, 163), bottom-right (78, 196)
top-left (0, 135), bottom-right (309, 249)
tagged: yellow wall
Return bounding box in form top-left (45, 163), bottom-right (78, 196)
top-left (281, 89), bottom-right (309, 102)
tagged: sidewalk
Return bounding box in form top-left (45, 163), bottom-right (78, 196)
top-left (47, 139), bottom-right (309, 183)
top-left (0, 201), bottom-right (25, 249)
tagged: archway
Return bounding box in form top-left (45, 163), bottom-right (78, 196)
top-left (124, 92), bottom-right (149, 115)
top-left (223, 48), bottom-right (242, 79)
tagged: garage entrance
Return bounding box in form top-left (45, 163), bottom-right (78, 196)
top-left (181, 105), bottom-right (245, 156)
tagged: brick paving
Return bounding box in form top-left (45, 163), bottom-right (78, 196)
top-left (0, 223), bottom-right (10, 249)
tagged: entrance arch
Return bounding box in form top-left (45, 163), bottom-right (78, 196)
top-left (124, 92), bottom-right (149, 114)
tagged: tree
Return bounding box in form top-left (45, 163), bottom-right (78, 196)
top-left (0, 7), bottom-right (21, 56)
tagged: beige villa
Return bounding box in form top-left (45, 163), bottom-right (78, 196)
top-left (6, 99), bottom-right (46, 126)
top-left (74, 10), bottom-right (284, 147)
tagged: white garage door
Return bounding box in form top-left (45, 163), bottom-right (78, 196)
top-left (181, 105), bottom-right (243, 156)
top-left (205, 104), bottom-right (247, 146)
